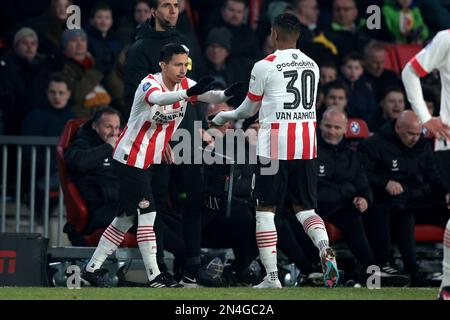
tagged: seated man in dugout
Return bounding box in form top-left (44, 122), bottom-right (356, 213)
top-left (63, 107), bottom-right (121, 245)
top-left (359, 110), bottom-right (450, 285)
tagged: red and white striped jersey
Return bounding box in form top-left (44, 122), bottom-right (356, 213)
top-left (113, 73), bottom-right (196, 169)
top-left (247, 49), bottom-right (319, 160)
top-left (408, 29), bottom-right (450, 125)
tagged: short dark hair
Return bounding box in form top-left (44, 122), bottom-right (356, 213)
top-left (160, 43), bottom-right (189, 63)
top-left (149, 0), bottom-right (159, 9)
top-left (380, 86), bottom-right (404, 100)
top-left (320, 60), bottom-right (338, 71)
top-left (272, 13), bottom-right (301, 41)
top-left (90, 1), bottom-right (112, 18)
top-left (92, 106), bottom-right (122, 125)
top-left (48, 72), bottom-right (71, 91)
top-left (342, 52), bottom-right (364, 66)
top-left (323, 79), bottom-right (349, 98)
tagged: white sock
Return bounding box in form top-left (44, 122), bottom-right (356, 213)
top-left (137, 211), bottom-right (160, 281)
top-left (296, 209), bottom-right (329, 252)
top-left (442, 219), bottom-right (450, 289)
top-left (255, 211), bottom-right (278, 280)
top-left (86, 216), bottom-right (134, 272)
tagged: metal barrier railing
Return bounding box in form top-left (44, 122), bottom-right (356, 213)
top-left (0, 135), bottom-right (65, 246)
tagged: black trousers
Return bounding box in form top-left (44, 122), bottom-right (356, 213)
top-left (170, 163), bottom-right (204, 272)
top-left (318, 204), bottom-right (377, 269)
top-left (364, 198), bottom-right (449, 273)
top-left (202, 199), bottom-right (258, 272)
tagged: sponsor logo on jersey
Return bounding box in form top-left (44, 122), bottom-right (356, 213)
top-left (292, 53), bottom-right (298, 59)
top-left (276, 60), bottom-right (315, 71)
top-left (143, 82), bottom-right (151, 91)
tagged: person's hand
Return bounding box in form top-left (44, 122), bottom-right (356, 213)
top-left (211, 111), bottom-right (229, 126)
top-left (224, 82), bottom-right (245, 98)
top-left (423, 117), bottom-right (450, 141)
top-left (162, 144), bottom-right (174, 164)
top-left (186, 76), bottom-right (215, 97)
top-left (445, 193), bottom-right (450, 210)
top-left (106, 136), bottom-right (118, 148)
top-left (353, 197), bottom-right (368, 213)
top-left (385, 180), bottom-right (404, 196)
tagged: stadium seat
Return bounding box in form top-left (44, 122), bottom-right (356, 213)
top-left (345, 118), bottom-right (370, 149)
top-left (414, 225), bottom-right (445, 242)
top-left (392, 44), bottom-right (423, 71)
top-left (56, 119), bottom-right (137, 247)
top-left (325, 222), bottom-right (342, 243)
top-left (384, 44), bottom-right (401, 75)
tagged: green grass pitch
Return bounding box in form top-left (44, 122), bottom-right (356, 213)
top-left (0, 287), bottom-right (439, 300)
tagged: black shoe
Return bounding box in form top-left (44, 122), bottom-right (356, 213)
top-left (81, 268), bottom-right (109, 287)
top-left (437, 286), bottom-right (450, 300)
top-left (180, 268), bottom-right (227, 288)
top-left (162, 272), bottom-right (183, 288)
top-left (148, 273), bottom-right (182, 288)
top-left (378, 264), bottom-right (409, 287)
top-left (197, 267), bottom-right (227, 287)
top-left (237, 267), bottom-right (262, 286)
top-left (296, 273), bottom-right (316, 287)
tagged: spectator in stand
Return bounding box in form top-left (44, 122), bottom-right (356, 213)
top-left (359, 110), bottom-right (450, 282)
top-left (24, 0), bottom-right (72, 66)
top-left (197, 27), bottom-right (251, 107)
top-left (1, 27), bottom-right (54, 135)
top-left (340, 52), bottom-right (377, 125)
top-left (369, 86), bottom-right (406, 132)
top-left (318, 79), bottom-right (349, 122)
top-left (382, 0), bottom-right (430, 44)
top-left (61, 28), bottom-right (111, 119)
top-left (86, 2), bottom-right (122, 77)
top-left (416, 0), bottom-right (450, 35)
top-left (293, 0), bottom-right (336, 65)
top-left (325, 0), bottom-right (370, 63)
top-left (205, 0), bottom-right (261, 61)
top-left (21, 72), bottom-right (76, 220)
top-left (116, 0), bottom-right (153, 45)
top-left (103, 46), bottom-right (129, 120)
top-left (319, 60), bottom-right (338, 85)
top-left (363, 40), bottom-right (401, 103)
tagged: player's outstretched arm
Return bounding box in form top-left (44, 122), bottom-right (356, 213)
top-left (402, 63), bottom-right (450, 141)
top-left (196, 82), bottom-right (246, 104)
top-left (147, 76), bottom-right (216, 106)
top-left (212, 96), bottom-right (261, 125)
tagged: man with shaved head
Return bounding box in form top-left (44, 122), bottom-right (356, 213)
top-left (359, 110), bottom-right (450, 285)
top-left (317, 107), bottom-right (408, 285)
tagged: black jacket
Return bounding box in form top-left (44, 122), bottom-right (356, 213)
top-left (317, 134), bottom-right (373, 212)
top-left (64, 121), bottom-right (119, 212)
top-left (203, 134), bottom-right (256, 214)
top-left (358, 120), bottom-right (449, 204)
top-left (123, 19), bottom-right (200, 115)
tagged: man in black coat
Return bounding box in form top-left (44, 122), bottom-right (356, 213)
top-left (359, 110), bottom-right (450, 279)
top-left (317, 107), bottom-right (408, 284)
top-left (64, 107), bottom-right (122, 236)
top-left (123, 0), bottom-right (201, 114)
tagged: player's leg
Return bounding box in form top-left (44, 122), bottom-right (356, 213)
top-left (252, 157), bottom-right (284, 288)
top-left (438, 218), bottom-right (450, 299)
top-left (82, 160), bottom-right (138, 286)
top-left (291, 159), bottom-right (338, 288)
